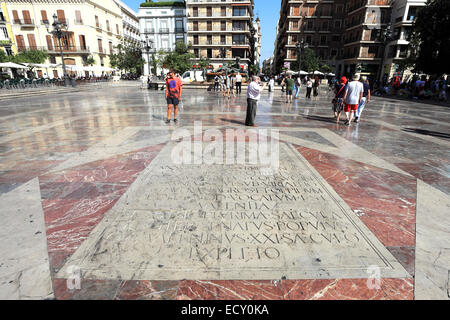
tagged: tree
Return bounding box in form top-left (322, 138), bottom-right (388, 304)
top-left (161, 42), bottom-right (195, 74)
top-left (85, 55), bottom-right (95, 66)
top-left (290, 48), bottom-right (320, 73)
top-left (0, 50), bottom-right (8, 63)
top-left (6, 49), bottom-right (49, 79)
top-left (299, 48), bottom-right (320, 72)
top-left (319, 64), bottom-right (333, 74)
top-left (408, 0), bottom-right (450, 76)
top-left (109, 43), bottom-right (145, 75)
top-left (9, 49), bottom-right (48, 64)
top-left (249, 63), bottom-right (259, 76)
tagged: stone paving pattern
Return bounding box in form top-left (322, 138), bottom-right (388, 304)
top-left (0, 84), bottom-right (449, 300)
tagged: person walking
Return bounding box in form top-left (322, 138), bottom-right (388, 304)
top-left (165, 70), bottom-right (183, 124)
top-left (333, 76), bottom-right (347, 123)
top-left (282, 74), bottom-right (295, 103)
top-left (235, 72), bottom-right (243, 94)
top-left (343, 74), bottom-right (364, 126)
top-left (140, 74), bottom-right (148, 90)
top-left (214, 74), bottom-right (220, 92)
top-left (268, 77), bottom-right (275, 93)
top-left (245, 76), bottom-right (266, 127)
top-left (355, 76), bottom-right (371, 123)
top-left (295, 76), bottom-right (302, 99)
top-left (313, 76), bottom-right (320, 99)
top-left (306, 77), bottom-right (313, 99)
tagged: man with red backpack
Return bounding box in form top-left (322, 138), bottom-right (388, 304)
top-left (165, 70), bottom-right (183, 124)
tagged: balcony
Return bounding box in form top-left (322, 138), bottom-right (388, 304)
top-left (143, 28), bottom-right (155, 33)
top-left (159, 28), bottom-right (169, 33)
top-left (18, 46), bottom-right (90, 54)
top-left (14, 18), bottom-right (35, 27)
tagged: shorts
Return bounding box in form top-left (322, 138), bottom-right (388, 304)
top-left (286, 90), bottom-right (293, 96)
top-left (167, 97), bottom-right (180, 106)
top-left (345, 104), bottom-right (358, 112)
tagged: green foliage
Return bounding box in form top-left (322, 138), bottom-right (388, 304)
top-left (109, 43), bottom-right (145, 75)
top-left (161, 42), bottom-right (195, 74)
top-left (8, 49), bottom-right (48, 64)
top-left (140, 1), bottom-right (185, 8)
top-left (408, 0), bottom-right (450, 76)
top-left (319, 64), bottom-right (333, 74)
top-left (85, 55), bottom-right (95, 66)
top-left (298, 48), bottom-right (320, 72)
top-left (249, 63), bottom-right (259, 76)
top-left (0, 50), bottom-right (8, 63)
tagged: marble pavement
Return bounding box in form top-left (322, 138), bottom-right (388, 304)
top-left (0, 84), bottom-right (449, 300)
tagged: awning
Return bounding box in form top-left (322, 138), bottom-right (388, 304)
top-left (22, 63), bottom-right (61, 69)
top-left (0, 62), bottom-right (28, 69)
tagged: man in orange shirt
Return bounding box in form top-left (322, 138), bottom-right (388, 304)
top-left (165, 70), bottom-right (183, 124)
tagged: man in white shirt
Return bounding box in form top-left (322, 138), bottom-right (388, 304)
top-left (343, 74), bottom-right (364, 126)
top-left (246, 76), bottom-right (266, 127)
top-left (235, 73), bottom-right (243, 94)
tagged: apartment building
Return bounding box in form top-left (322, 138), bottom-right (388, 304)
top-left (383, 0), bottom-right (426, 80)
top-left (274, 0), bottom-right (347, 73)
top-left (253, 16), bottom-right (261, 66)
top-left (4, 0), bottom-right (123, 77)
top-left (138, 0), bottom-right (187, 76)
top-left (186, 0), bottom-right (255, 70)
top-left (274, 0), bottom-right (398, 80)
top-left (341, 0), bottom-right (392, 80)
top-left (0, 2), bottom-right (15, 56)
top-left (114, 0), bottom-right (140, 46)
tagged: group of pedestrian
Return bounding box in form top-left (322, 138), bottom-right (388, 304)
top-left (332, 74), bottom-right (371, 126)
top-left (213, 72), bottom-right (243, 98)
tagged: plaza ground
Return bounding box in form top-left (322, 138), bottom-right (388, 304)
top-left (0, 83), bottom-right (449, 300)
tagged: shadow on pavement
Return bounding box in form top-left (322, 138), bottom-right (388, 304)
top-left (402, 128), bottom-right (450, 139)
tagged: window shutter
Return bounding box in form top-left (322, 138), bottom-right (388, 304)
top-left (41, 10), bottom-right (48, 22)
top-left (15, 35), bottom-right (24, 48)
top-left (46, 35), bottom-right (53, 50)
top-left (12, 10), bottom-right (19, 22)
top-left (75, 10), bottom-right (82, 23)
top-left (27, 34), bottom-right (37, 49)
top-left (22, 10), bottom-right (31, 23)
top-left (56, 10), bottom-right (65, 23)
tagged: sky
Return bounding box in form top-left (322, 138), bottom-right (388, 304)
top-left (123, 0), bottom-right (280, 64)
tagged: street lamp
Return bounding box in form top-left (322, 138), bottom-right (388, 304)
top-left (141, 35), bottom-right (153, 77)
top-left (296, 39), bottom-right (308, 74)
top-left (377, 23), bottom-right (394, 84)
top-left (45, 14), bottom-right (72, 87)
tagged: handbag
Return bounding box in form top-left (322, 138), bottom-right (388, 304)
top-left (332, 84), bottom-right (345, 104)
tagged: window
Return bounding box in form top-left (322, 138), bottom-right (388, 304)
top-left (75, 10), bottom-right (82, 24)
top-left (56, 10), bottom-right (65, 24)
top-left (98, 38), bottom-right (103, 52)
top-left (41, 10), bottom-right (48, 24)
top-left (407, 6), bottom-right (418, 21)
top-left (233, 7), bottom-right (247, 17)
top-left (232, 34), bottom-right (246, 45)
top-left (0, 27), bottom-right (8, 40)
top-left (46, 35), bottom-right (53, 50)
